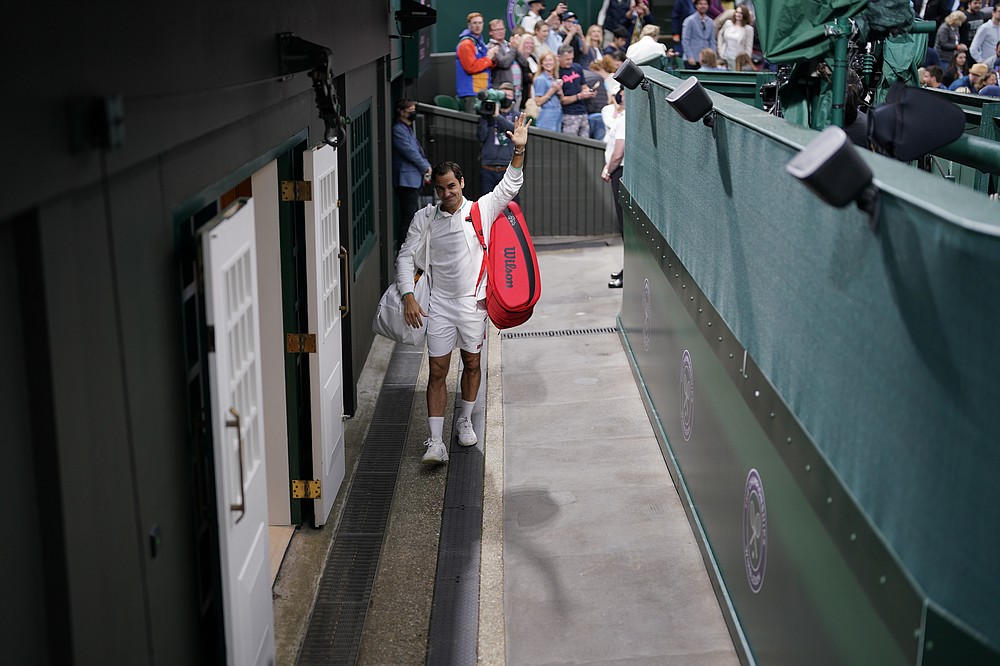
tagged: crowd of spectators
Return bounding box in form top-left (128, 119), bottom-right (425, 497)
top-left (453, 0), bottom-right (1000, 137)
top-left (451, 0), bottom-right (768, 146)
top-left (922, 0), bottom-right (1000, 97)
top-left (438, 0), bottom-right (999, 218)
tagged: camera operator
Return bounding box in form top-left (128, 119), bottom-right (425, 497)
top-left (477, 83), bottom-right (522, 200)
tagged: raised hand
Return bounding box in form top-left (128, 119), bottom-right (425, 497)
top-left (506, 113), bottom-right (533, 148)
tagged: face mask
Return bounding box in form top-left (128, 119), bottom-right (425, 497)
top-left (406, 111), bottom-right (417, 121)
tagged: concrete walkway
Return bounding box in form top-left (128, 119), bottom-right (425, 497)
top-left (499, 242), bottom-right (739, 665)
top-left (274, 240), bottom-right (739, 665)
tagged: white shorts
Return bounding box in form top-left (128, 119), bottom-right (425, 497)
top-left (426, 295), bottom-right (488, 358)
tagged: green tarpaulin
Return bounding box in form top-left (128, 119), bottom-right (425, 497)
top-left (758, 0), bottom-right (928, 129)
top-left (756, 0), bottom-right (870, 63)
top-left (757, 0), bottom-right (918, 63)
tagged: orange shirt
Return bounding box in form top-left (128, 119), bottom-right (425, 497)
top-left (457, 37), bottom-right (492, 93)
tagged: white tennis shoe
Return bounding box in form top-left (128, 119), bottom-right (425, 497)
top-left (455, 416), bottom-right (478, 447)
top-left (421, 438), bottom-right (448, 464)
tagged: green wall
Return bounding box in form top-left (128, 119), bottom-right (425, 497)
top-left (618, 67), bottom-right (1000, 662)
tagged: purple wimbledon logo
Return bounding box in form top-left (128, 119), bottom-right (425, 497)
top-left (743, 468), bottom-right (767, 593)
top-left (680, 350), bottom-right (694, 441)
top-left (506, 0), bottom-right (528, 30)
top-left (642, 279), bottom-right (652, 352)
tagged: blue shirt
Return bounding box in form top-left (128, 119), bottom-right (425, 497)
top-left (948, 74), bottom-right (972, 90)
top-left (682, 12), bottom-right (716, 64)
top-left (533, 73), bottom-right (563, 131)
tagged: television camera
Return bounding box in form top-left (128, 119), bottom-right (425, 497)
top-left (475, 89), bottom-right (514, 117)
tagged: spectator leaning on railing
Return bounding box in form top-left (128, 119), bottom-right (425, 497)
top-left (625, 24), bottom-right (668, 64)
top-left (601, 87), bottom-right (626, 289)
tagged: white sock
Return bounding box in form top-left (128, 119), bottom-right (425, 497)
top-left (460, 400), bottom-right (475, 419)
top-left (429, 417), bottom-right (444, 441)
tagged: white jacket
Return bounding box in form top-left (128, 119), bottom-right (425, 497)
top-left (625, 36), bottom-right (667, 65)
top-left (395, 165), bottom-right (524, 301)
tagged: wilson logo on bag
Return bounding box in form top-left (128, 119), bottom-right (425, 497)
top-left (468, 201), bottom-right (541, 330)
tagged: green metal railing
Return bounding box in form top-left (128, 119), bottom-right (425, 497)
top-left (927, 93), bottom-right (1000, 193)
top-left (671, 69), bottom-right (778, 110)
top-left (642, 59), bottom-right (777, 110)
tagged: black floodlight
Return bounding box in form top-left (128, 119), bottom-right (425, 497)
top-left (666, 77), bottom-right (716, 130)
top-left (867, 83), bottom-right (965, 162)
top-left (786, 125), bottom-right (877, 213)
top-left (396, 0), bottom-right (437, 36)
top-left (613, 58), bottom-right (649, 91)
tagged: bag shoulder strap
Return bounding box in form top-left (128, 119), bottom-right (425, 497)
top-left (466, 202), bottom-right (489, 291)
top-left (467, 202), bottom-right (487, 250)
top-left (417, 205), bottom-right (433, 275)
top-left (423, 214), bottom-right (432, 269)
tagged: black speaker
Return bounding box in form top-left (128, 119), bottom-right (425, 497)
top-left (786, 125), bottom-right (874, 209)
top-left (396, 0), bottom-right (437, 36)
top-left (665, 77), bottom-right (714, 123)
top-left (613, 58), bottom-right (647, 91)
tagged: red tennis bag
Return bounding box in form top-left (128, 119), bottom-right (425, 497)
top-left (468, 201), bottom-right (542, 329)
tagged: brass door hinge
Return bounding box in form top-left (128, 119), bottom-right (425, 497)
top-left (291, 479), bottom-right (321, 499)
top-left (286, 333), bottom-right (317, 353)
top-left (280, 180), bottom-right (312, 202)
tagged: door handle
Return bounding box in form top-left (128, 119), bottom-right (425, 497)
top-left (339, 245), bottom-right (350, 315)
top-left (226, 407), bottom-right (246, 524)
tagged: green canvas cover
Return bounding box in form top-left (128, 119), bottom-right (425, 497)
top-left (873, 32), bottom-right (926, 104)
top-left (777, 31), bottom-right (926, 129)
top-left (756, 0), bottom-right (869, 63)
top-left (855, 0), bottom-right (917, 38)
top-left (757, 0), bottom-right (918, 64)
top-left (777, 62), bottom-right (833, 129)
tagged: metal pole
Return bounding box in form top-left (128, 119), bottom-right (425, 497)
top-left (828, 17), bottom-right (851, 128)
top-left (934, 134), bottom-right (1000, 176)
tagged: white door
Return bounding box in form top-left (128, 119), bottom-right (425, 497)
top-left (203, 199), bottom-right (276, 666)
top-left (304, 144), bottom-right (346, 527)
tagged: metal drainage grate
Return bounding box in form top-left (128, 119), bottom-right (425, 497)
top-left (426, 343), bottom-right (489, 665)
top-left (297, 345), bottom-right (420, 666)
top-left (500, 326), bottom-right (619, 340)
